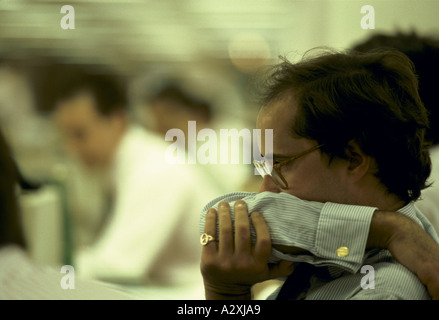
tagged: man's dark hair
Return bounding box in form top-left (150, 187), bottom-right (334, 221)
top-left (352, 32), bottom-right (439, 146)
top-left (48, 64), bottom-right (128, 116)
top-left (258, 48), bottom-right (431, 203)
top-left (149, 82), bottom-right (212, 122)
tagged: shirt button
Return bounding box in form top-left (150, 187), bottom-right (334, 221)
top-left (336, 246), bottom-right (349, 257)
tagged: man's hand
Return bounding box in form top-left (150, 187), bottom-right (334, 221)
top-left (369, 210), bottom-right (439, 300)
top-left (200, 200), bottom-right (294, 300)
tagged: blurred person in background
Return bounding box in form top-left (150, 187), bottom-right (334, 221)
top-left (352, 32), bottom-right (439, 234)
top-left (133, 73), bottom-right (255, 194)
top-left (0, 126), bottom-right (133, 299)
top-left (145, 81), bottom-right (228, 193)
top-left (44, 65), bottom-right (221, 296)
top-left (147, 82), bottom-right (212, 139)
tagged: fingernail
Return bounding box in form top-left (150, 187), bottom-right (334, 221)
top-left (235, 200), bottom-right (246, 208)
top-left (218, 202), bottom-right (228, 209)
top-left (251, 211), bottom-right (260, 218)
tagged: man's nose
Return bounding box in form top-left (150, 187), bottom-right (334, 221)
top-left (258, 175), bottom-right (281, 193)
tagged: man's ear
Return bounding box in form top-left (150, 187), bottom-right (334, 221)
top-left (344, 139), bottom-right (372, 180)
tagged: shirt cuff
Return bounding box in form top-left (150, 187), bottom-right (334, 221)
top-left (315, 202), bottom-right (377, 273)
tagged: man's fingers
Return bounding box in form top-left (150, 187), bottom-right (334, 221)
top-left (218, 201), bottom-right (234, 255)
top-left (234, 200), bottom-right (251, 254)
top-left (202, 208), bottom-right (218, 254)
top-left (251, 211), bottom-right (272, 260)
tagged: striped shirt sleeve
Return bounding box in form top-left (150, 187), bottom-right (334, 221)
top-left (199, 191), bottom-right (377, 273)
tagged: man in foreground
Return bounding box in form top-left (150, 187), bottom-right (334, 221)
top-left (200, 48), bottom-right (439, 300)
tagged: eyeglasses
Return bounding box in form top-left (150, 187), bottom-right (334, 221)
top-left (253, 144), bottom-right (324, 189)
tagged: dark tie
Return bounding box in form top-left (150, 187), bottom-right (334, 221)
top-left (276, 262), bottom-right (317, 300)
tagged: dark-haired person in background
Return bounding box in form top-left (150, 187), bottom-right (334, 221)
top-left (146, 82), bottom-right (212, 139)
top-left (49, 66), bottom-right (221, 296)
top-left (144, 81), bottom-right (242, 194)
top-left (200, 48), bottom-right (439, 300)
top-left (352, 31), bottom-right (439, 234)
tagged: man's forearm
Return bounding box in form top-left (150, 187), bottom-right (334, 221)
top-left (366, 210), bottom-right (398, 249)
top-left (368, 209), bottom-right (439, 299)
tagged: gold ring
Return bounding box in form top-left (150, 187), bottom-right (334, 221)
top-left (200, 233), bottom-right (215, 246)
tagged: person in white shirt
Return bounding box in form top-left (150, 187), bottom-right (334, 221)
top-left (49, 66), bottom-right (221, 294)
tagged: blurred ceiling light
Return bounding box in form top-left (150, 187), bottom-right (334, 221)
top-left (228, 32), bottom-right (271, 73)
